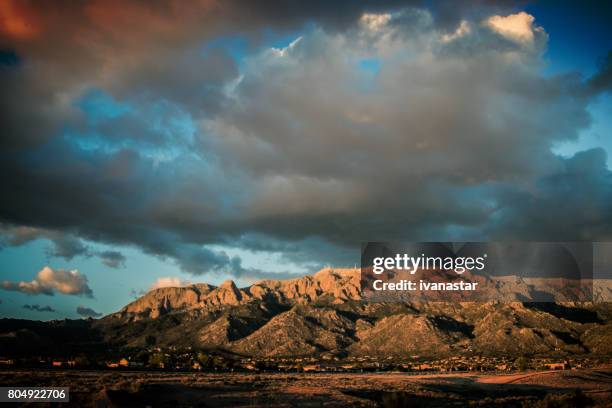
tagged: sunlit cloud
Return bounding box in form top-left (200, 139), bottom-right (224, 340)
top-left (1, 267), bottom-right (93, 297)
top-left (149, 276), bottom-right (192, 290)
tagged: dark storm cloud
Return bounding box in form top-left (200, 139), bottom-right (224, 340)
top-left (45, 235), bottom-right (90, 261)
top-left (76, 306), bottom-right (101, 318)
top-left (23, 304), bottom-right (56, 313)
top-left (154, 240), bottom-right (295, 279)
top-left (2, 0), bottom-right (415, 150)
top-left (98, 251), bottom-right (126, 269)
top-left (488, 148), bottom-right (612, 240)
top-left (1, 1), bottom-right (612, 278)
top-left (586, 51), bottom-right (612, 95)
top-left (0, 225), bottom-right (127, 269)
top-left (0, 225), bottom-right (90, 260)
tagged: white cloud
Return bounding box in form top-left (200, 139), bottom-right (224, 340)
top-left (149, 276), bottom-right (192, 290)
top-left (485, 12), bottom-right (539, 45)
top-left (1, 266), bottom-right (93, 296)
top-left (442, 20), bottom-right (471, 43)
top-left (360, 13), bottom-right (391, 32)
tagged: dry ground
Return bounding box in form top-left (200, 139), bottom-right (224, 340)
top-left (1, 369), bottom-right (611, 407)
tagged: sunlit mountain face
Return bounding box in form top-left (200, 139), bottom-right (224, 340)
top-left (1, 1), bottom-right (611, 319)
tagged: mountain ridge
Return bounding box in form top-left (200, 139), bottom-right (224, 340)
top-left (2, 268), bottom-right (612, 359)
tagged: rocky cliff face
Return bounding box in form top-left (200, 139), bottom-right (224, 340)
top-left (114, 268), bottom-right (360, 320)
top-left (113, 267), bottom-right (611, 321)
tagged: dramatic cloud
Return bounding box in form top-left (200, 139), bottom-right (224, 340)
top-left (2, 0), bottom-right (436, 150)
top-left (23, 304), bottom-right (56, 313)
top-left (76, 305), bottom-right (101, 318)
top-left (0, 1), bottom-right (611, 280)
top-left (1, 266), bottom-right (93, 297)
top-left (197, 9), bottom-right (595, 245)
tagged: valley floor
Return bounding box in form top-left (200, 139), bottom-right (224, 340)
top-left (1, 368), bottom-right (611, 407)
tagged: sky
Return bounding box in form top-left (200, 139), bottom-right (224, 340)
top-left (0, 0), bottom-right (611, 320)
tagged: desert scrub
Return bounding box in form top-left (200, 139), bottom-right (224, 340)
top-left (521, 390), bottom-right (592, 408)
top-left (111, 377), bottom-right (144, 393)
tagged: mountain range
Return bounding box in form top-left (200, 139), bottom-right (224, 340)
top-left (2, 268), bottom-right (612, 358)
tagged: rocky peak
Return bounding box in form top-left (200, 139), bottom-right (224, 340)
top-left (220, 279), bottom-right (238, 291)
top-left (213, 279), bottom-right (244, 305)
